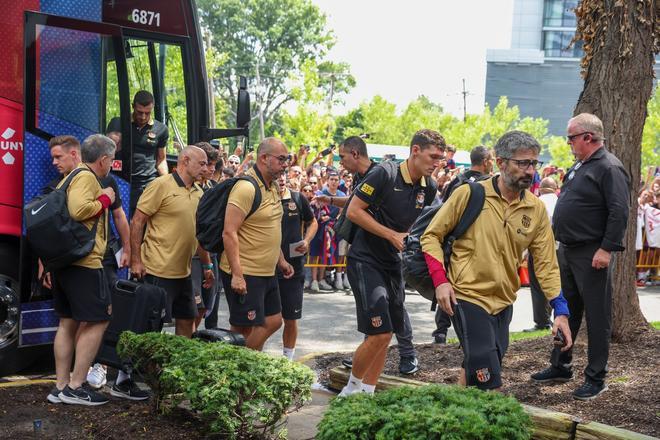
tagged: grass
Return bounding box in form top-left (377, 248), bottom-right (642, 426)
top-left (651, 321), bottom-right (660, 330)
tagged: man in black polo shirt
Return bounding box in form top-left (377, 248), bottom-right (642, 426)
top-left (107, 90), bottom-right (169, 216)
top-left (338, 129), bottom-right (443, 397)
top-left (277, 173), bottom-right (318, 360)
top-left (532, 113), bottom-right (630, 401)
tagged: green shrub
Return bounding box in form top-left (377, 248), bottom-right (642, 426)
top-left (117, 332), bottom-right (314, 439)
top-left (316, 384), bottom-right (532, 440)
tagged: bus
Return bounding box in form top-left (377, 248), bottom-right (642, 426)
top-left (0, 0), bottom-right (249, 375)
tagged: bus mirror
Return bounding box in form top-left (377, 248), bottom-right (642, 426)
top-left (236, 76), bottom-right (250, 128)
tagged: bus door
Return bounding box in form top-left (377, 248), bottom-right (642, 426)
top-left (20, 11), bottom-right (130, 346)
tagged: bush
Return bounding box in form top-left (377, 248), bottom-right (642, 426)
top-left (316, 384), bottom-right (532, 440)
top-left (117, 332), bottom-right (314, 439)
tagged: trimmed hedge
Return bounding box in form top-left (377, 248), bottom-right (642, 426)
top-left (117, 332), bottom-right (314, 439)
top-left (316, 384), bottom-right (532, 440)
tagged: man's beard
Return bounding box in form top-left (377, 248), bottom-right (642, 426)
top-left (503, 172), bottom-right (532, 192)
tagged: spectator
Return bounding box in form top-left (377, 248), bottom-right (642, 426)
top-left (221, 166), bottom-right (236, 182)
top-left (130, 146), bottom-right (214, 338)
top-left (532, 113), bottom-right (630, 401)
top-left (47, 134), bottom-right (116, 406)
top-left (219, 137), bottom-right (294, 350)
top-left (276, 173), bottom-right (318, 360)
top-left (433, 145), bottom-right (493, 344)
top-left (107, 90), bottom-right (169, 217)
top-left (227, 154), bottom-right (241, 171)
top-left (338, 129), bottom-right (442, 397)
top-left (445, 145), bottom-right (457, 170)
top-left (422, 130), bottom-right (572, 392)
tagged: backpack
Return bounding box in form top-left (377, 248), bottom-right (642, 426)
top-left (196, 175), bottom-right (262, 253)
top-left (334, 160), bottom-right (434, 243)
top-left (402, 181), bottom-right (486, 309)
top-left (24, 167), bottom-right (101, 272)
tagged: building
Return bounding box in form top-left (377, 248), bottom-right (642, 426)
top-left (485, 0), bottom-right (659, 137)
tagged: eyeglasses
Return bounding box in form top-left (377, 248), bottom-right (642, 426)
top-left (267, 154), bottom-right (291, 164)
top-left (506, 158), bottom-right (544, 170)
top-left (229, 160), bottom-right (240, 165)
top-left (566, 131), bottom-right (592, 142)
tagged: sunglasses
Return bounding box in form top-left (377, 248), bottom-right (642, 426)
top-left (566, 131), bottom-right (592, 142)
top-left (229, 160), bottom-right (240, 165)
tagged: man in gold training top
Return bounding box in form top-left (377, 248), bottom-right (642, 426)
top-left (421, 130), bottom-right (573, 390)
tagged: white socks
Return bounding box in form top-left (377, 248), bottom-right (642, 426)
top-left (338, 373), bottom-right (363, 397)
top-left (361, 383), bottom-right (376, 394)
top-left (283, 347), bottom-right (295, 361)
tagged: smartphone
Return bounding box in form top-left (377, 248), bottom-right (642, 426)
top-left (320, 145), bottom-right (335, 156)
top-left (553, 328), bottom-right (567, 347)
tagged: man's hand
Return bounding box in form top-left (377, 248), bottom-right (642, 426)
top-left (101, 187), bottom-right (116, 204)
top-left (388, 231), bottom-right (408, 252)
top-left (435, 283), bottom-right (457, 315)
top-left (119, 249), bottom-right (130, 268)
top-left (552, 315), bottom-right (573, 352)
top-left (131, 259), bottom-right (146, 279)
top-left (294, 239), bottom-right (309, 255)
top-left (231, 274), bottom-right (247, 294)
top-left (278, 261), bottom-right (295, 279)
top-left (203, 269), bottom-right (215, 289)
top-left (38, 259), bottom-right (52, 289)
top-left (312, 194), bottom-right (330, 206)
top-left (592, 248), bottom-right (611, 270)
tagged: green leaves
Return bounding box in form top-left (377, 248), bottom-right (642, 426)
top-left (117, 332), bottom-right (314, 439)
top-left (316, 385), bottom-right (532, 440)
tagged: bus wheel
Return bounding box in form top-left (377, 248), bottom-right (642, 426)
top-left (0, 242), bottom-right (21, 377)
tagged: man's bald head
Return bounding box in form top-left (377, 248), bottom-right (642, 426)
top-left (540, 177), bottom-right (558, 193)
top-left (257, 137), bottom-right (287, 156)
top-left (178, 145), bottom-right (205, 164)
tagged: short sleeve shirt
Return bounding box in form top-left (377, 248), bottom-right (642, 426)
top-left (279, 189), bottom-right (314, 278)
top-left (137, 172), bottom-right (201, 278)
top-left (349, 160), bottom-right (437, 269)
top-left (219, 167), bottom-right (284, 276)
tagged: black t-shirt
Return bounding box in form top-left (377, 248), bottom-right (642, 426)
top-left (349, 161), bottom-right (437, 269)
top-left (279, 190), bottom-right (314, 278)
top-left (107, 117), bottom-right (169, 184)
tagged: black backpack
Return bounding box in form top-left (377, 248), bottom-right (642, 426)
top-left (24, 167), bottom-right (101, 271)
top-left (402, 181), bottom-right (486, 310)
top-left (196, 175), bottom-right (262, 253)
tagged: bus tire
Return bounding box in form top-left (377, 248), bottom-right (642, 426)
top-left (0, 242), bottom-right (22, 376)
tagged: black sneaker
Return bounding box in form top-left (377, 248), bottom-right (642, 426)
top-left (399, 356), bottom-right (419, 375)
top-left (530, 366), bottom-right (573, 384)
top-left (46, 387), bottom-right (62, 404)
top-left (523, 324), bottom-right (552, 333)
top-left (110, 379), bottom-right (150, 401)
top-left (433, 334), bottom-right (447, 344)
top-left (341, 358), bottom-right (352, 369)
top-left (58, 384), bottom-right (109, 406)
top-left (573, 381), bottom-right (608, 401)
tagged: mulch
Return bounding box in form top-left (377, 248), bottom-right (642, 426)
top-left (314, 329), bottom-right (660, 437)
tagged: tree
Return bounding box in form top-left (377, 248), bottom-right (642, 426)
top-left (196, 0), bottom-right (353, 142)
top-left (572, 0), bottom-right (658, 340)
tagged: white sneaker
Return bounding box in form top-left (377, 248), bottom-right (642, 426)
top-left (319, 280), bottom-right (333, 291)
top-left (310, 280), bottom-right (320, 292)
top-left (342, 273), bottom-right (351, 290)
top-left (337, 386), bottom-right (361, 398)
top-left (334, 276), bottom-right (344, 290)
top-left (86, 363), bottom-right (107, 389)
top-left (304, 279), bottom-right (311, 289)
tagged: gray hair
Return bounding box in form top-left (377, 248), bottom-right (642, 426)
top-left (570, 113), bottom-right (604, 140)
top-left (470, 145), bottom-right (490, 165)
top-left (81, 134), bottom-right (116, 163)
top-left (494, 131), bottom-right (540, 159)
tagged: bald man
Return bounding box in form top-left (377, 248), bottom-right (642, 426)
top-left (220, 137), bottom-right (294, 351)
top-left (130, 146), bottom-right (214, 338)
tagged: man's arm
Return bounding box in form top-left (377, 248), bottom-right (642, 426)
top-left (129, 209), bottom-right (150, 278)
top-left (112, 207), bottom-right (131, 268)
top-left (599, 165), bottom-right (630, 253)
top-left (196, 245), bottom-right (214, 288)
top-left (223, 204), bottom-right (247, 294)
top-left (67, 173), bottom-right (109, 220)
top-left (313, 194), bottom-right (349, 207)
top-left (156, 147), bottom-right (168, 176)
top-left (346, 197), bottom-right (407, 250)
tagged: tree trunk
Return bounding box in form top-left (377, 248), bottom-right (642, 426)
top-left (573, 0), bottom-right (657, 341)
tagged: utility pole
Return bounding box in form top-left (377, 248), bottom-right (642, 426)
top-left (462, 78), bottom-right (468, 122)
top-left (255, 57), bottom-right (265, 140)
top-left (327, 73), bottom-right (335, 113)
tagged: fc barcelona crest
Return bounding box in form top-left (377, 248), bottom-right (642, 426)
top-left (415, 191), bottom-right (425, 209)
top-left (247, 310), bottom-right (256, 321)
top-left (475, 367), bottom-right (491, 383)
top-left (521, 215), bottom-right (531, 228)
top-left (288, 201), bottom-right (297, 211)
top-left (371, 316), bottom-right (382, 328)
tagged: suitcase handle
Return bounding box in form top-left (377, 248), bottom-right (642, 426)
top-left (114, 279), bottom-right (139, 294)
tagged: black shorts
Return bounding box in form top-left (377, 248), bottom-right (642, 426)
top-left (346, 258), bottom-right (405, 335)
top-left (451, 299), bottom-right (513, 390)
top-left (278, 277), bottom-right (304, 320)
top-left (220, 271), bottom-right (281, 327)
top-left (52, 266), bottom-right (111, 322)
top-left (144, 274), bottom-right (196, 322)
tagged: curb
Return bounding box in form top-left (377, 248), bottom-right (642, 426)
top-left (0, 378), bottom-right (56, 388)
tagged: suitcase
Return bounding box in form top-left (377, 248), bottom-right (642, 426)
top-left (193, 328), bottom-right (246, 346)
top-left (96, 279), bottom-right (167, 369)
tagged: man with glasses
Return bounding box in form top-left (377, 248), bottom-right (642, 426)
top-left (532, 113), bottom-right (629, 401)
top-left (220, 138), bottom-right (294, 350)
top-left (421, 130), bottom-right (573, 392)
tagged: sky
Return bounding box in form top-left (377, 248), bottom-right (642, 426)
top-left (311, 0), bottom-right (515, 118)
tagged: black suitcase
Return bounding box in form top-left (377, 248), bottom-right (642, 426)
top-left (193, 328), bottom-right (246, 346)
top-left (96, 279), bottom-right (167, 369)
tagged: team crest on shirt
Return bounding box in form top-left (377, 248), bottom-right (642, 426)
top-left (521, 215), bottom-right (531, 228)
top-left (476, 367), bottom-right (491, 383)
top-left (415, 190), bottom-right (425, 209)
top-left (247, 310), bottom-right (256, 321)
top-left (371, 316), bottom-right (382, 328)
top-left (147, 131), bottom-right (156, 139)
top-left (288, 201), bottom-right (297, 212)
top-left (360, 183), bottom-right (375, 196)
